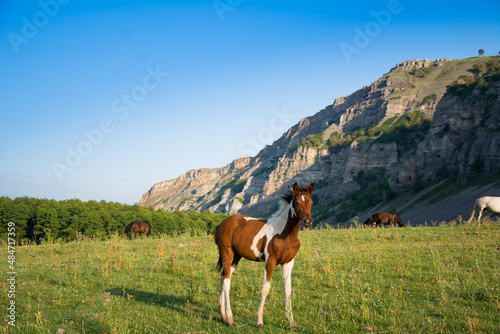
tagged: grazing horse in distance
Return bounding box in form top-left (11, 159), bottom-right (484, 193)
top-left (125, 221), bottom-right (152, 239)
top-left (213, 182), bottom-right (314, 330)
top-left (466, 196), bottom-right (500, 224)
top-left (364, 211), bottom-right (405, 228)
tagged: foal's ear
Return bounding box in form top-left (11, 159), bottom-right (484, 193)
top-left (293, 182), bottom-right (299, 193)
top-left (306, 183), bottom-right (314, 194)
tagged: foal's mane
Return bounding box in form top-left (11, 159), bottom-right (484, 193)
top-left (263, 191), bottom-right (293, 223)
top-left (280, 190), bottom-right (294, 205)
top-left (268, 185), bottom-right (309, 222)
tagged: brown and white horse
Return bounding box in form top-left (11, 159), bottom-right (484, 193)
top-left (213, 182), bottom-right (314, 329)
top-left (466, 196), bottom-right (500, 224)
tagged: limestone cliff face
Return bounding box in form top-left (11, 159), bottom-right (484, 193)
top-left (140, 57), bottom-right (500, 222)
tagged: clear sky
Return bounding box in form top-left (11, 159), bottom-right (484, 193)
top-left (1, 0), bottom-right (499, 204)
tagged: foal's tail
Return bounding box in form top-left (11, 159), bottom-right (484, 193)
top-left (216, 256), bottom-right (223, 272)
top-left (467, 199), bottom-right (479, 224)
top-left (213, 224), bottom-right (223, 272)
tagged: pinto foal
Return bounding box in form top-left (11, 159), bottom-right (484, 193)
top-left (213, 182), bottom-right (314, 329)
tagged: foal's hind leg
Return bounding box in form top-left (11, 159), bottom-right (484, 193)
top-left (218, 253), bottom-right (241, 326)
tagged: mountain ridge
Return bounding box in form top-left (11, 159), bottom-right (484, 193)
top-left (140, 56), bottom-right (500, 226)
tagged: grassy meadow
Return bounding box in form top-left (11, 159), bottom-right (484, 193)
top-left (1, 218), bottom-right (499, 333)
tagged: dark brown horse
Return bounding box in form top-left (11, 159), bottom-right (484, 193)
top-left (214, 182), bottom-right (314, 329)
top-left (124, 221), bottom-right (152, 239)
top-left (363, 211), bottom-right (405, 227)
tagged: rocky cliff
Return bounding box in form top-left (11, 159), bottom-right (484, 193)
top-left (140, 56), bottom-right (500, 225)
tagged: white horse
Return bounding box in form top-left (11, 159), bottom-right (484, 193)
top-left (467, 196), bottom-right (500, 224)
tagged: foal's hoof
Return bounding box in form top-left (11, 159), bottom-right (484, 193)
top-left (256, 323), bottom-right (264, 329)
top-left (291, 325), bottom-right (298, 331)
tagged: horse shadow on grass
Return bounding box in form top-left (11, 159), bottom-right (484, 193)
top-left (105, 286), bottom-right (214, 320)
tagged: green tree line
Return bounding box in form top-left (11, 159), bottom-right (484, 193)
top-left (0, 197), bottom-right (228, 242)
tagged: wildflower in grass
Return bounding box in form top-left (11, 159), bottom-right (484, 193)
top-left (365, 326), bottom-right (373, 331)
top-left (44, 315), bottom-right (48, 318)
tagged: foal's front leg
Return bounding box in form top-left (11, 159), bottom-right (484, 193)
top-left (282, 259), bottom-right (297, 330)
top-left (256, 260), bottom-right (276, 328)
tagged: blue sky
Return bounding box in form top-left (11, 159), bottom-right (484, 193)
top-left (1, 0), bottom-right (499, 204)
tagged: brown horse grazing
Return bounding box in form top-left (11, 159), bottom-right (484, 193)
top-left (214, 182), bottom-right (314, 330)
top-left (363, 211), bottom-right (405, 228)
top-left (124, 221), bottom-right (152, 239)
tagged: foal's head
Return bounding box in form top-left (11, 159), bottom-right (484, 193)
top-left (292, 182), bottom-right (314, 228)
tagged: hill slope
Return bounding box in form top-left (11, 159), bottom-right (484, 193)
top-left (140, 56), bottom-right (500, 226)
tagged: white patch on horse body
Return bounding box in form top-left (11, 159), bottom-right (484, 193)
top-left (469, 196), bottom-right (500, 223)
top-left (479, 196), bottom-right (500, 212)
top-left (250, 201), bottom-right (293, 259)
top-left (244, 216), bottom-right (258, 222)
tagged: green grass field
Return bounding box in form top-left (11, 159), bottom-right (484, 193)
top-left (1, 218), bottom-right (499, 333)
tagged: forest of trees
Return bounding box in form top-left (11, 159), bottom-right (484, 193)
top-left (0, 197), bottom-right (228, 243)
